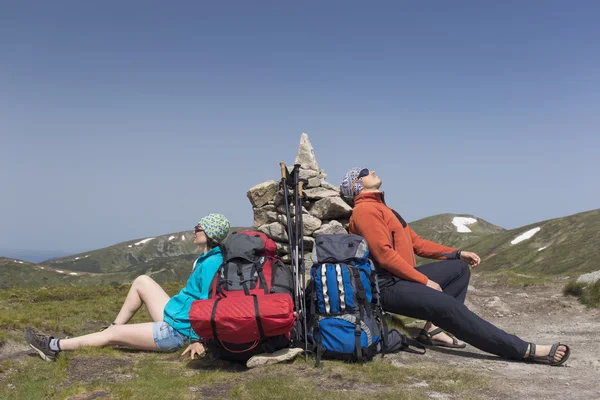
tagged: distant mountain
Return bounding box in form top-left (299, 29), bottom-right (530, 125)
top-left (0, 249), bottom-right (73, 263)
top-left (2, 209), bottom-right (598, 290)
top-left (409, 213), bottom-right (504, 266)
top-left (410, 213), bottom-right (505, 249)
top-left (400, 210), bottom-right (600, 276)
top-left (466, 209), bottom-right (600, 275)
top-left (0, 257), bottom-right (76, 289)
top-left (46, 227), bottom-right (251, 274)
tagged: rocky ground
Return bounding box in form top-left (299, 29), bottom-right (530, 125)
top-left (389, 274), bottom-right (600, 399)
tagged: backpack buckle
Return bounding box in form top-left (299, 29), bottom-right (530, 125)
top-left (354, 324), bottom-right (362, 336)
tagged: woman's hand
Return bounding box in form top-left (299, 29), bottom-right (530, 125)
top-left (460, 251), bottom-right (481, 267)
top-left (181, 342), bottom-right (205, 359)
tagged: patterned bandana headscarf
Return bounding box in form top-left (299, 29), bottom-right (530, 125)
top-left (340, 167), bottom-right (366, 198)
top-left (197, 213), bottom-right (230, 244)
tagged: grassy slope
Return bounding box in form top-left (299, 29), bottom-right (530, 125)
top-left (409, 213), bottom-right (505, 267)
top-left (409, 210), bottom-right (600, 276)
top-left (467, 209), bottom-right (600, 275)
top-left (0, 284), bottom-right (491, 400)
top-left (0, 258), bottom-right (76, 290)
top-left (410, 213), bottom-right (505, 249)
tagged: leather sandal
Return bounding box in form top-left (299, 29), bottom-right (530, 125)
top-left (416, 328), bottom-right (466, 349)
top-left (524, 343), bottom-right (570, 366)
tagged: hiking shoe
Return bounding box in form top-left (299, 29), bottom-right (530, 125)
top-left (25, 328), bottom-right (60, 362)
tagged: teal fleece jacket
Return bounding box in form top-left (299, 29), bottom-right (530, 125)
top-left (163, 246), bottom-right (222, 340)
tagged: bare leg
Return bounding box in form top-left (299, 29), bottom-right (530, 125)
top-left (113, 276), bottom-right (171, 324)
top-left (60, 323), bottom-right (157, 351)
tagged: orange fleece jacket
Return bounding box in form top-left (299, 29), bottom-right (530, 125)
top-left (349, 192), bottom-right (459, 285)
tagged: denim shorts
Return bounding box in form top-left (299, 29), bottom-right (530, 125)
top-left (152, 322), bottom-right (187, 352)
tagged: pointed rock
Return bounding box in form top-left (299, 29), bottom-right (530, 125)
top-left (294, 133), bottom-right (320, 171)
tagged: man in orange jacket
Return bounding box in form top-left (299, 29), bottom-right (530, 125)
top-left (340, 167), bottom-right (569, 365)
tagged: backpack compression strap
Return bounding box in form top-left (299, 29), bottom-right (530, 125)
top-left (237, 263), bottom-right (251, 296)
top-left (252, 294), bottom-right (265, 341)
top-left (352, 268), bottom-right (367, 363)
top-left (255, 256), bottom-right (269, 295)
top-left (210, 298), bottom-right (222, 341)
top-left (368, 260), bottom-right (389, 356)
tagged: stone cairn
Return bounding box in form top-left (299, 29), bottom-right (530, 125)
top-left (246, 133), bottom-right (352, 269)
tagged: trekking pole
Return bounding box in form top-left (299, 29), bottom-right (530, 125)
top-left (289, 165), bottom-right (302, 347)
top-left (297, 178), bottom-right (309, 361)
top-left (280, 162), bottom-right (300, 329)
top-left (293, 165), bottom-right (301, 306)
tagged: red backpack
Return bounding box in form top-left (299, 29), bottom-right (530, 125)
top-left (189, 231), bottom-right (296, 362)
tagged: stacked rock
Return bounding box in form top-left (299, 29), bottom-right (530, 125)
top-left (246, 133), bottom-right (352, 267)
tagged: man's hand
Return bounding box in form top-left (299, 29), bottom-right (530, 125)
top-left (460, 251), bottom-right (481, 267)
top-left (426, 279), bottom-right (442, 292)
top-left (181, 342), bottom-right (205, 359)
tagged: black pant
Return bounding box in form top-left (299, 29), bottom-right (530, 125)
top-left (379, 260), bottom-right (528, 360)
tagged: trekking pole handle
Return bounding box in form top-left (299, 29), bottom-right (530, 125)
top-left (280, 162), bottom-right (287, 179)
top-left (298, 181), bottom-right (304, 198)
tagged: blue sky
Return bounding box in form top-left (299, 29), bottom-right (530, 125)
top-left (1, 1), bottom-right (598, 253)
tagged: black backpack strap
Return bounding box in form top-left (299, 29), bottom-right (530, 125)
top-left (391, 209), bottom-right (408, 228)
top-left (216, 283), bottom-right (227, 298)
top-left (255, 256), bottom-right (269, 295)
top-left (214, 265), bottom-right (228, 298)
top-left (237, 263), bottom-right (251, 296)
top-left (377, 309), bottom-right (389, 358)
top-left (402, 336), bottom-right (426, 355)
top-left (352, 267), bottom-right (367, 363)
top-left (210, 298), bottom-right (222, 341)
top-left (354, 319), bottom-right (363, 363)
top-left (252, 294), bottom-right (265, 341)
top-left (384, 329), bottom-right (426, 355)
top-left (369, 259), bottom-right (389, 357)
top-left (312, 279), bottom-right (323, 367)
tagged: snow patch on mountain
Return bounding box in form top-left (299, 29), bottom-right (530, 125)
top-left (452, 217), bottom-right (477, 233)
top-left (134, 238), bottom-right (155, 246)
top-left (511, 228), bottom-right (541, 245)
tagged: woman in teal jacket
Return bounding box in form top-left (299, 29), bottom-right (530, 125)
top-left (25, 213), bottom-right (230, 362)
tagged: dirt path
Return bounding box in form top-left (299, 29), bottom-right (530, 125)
top-left (391, 275), bottom-right (600, 399)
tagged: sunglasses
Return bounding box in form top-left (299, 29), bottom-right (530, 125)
top-left (351, 168), bottom-right (370, 194)
top-left (194, 225), bottom-right (204, 234)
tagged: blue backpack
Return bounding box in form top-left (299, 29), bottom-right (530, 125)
top-left (307, 234), bottom-right (425, 365)
top-left (308, 234), bottom-right (389, 365)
